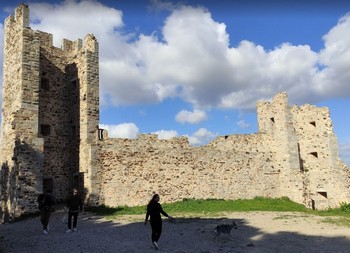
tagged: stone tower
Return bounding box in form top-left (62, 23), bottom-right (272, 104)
top-left (257, 92), bottom-right (350, 209)
top-left (0, 4), bottom-right (99, 220)
top-left (257, 93), bottom-right (303, 203)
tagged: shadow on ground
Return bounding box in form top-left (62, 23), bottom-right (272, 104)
top-left (0, 209), bottom-right (349, 253)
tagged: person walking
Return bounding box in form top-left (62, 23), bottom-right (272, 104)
top-left (37, 189), bottom-right (56, 234)
top-left (65, 188), bottom-right (83, 233)
top-left (144, 194), bottom-right (173, 250)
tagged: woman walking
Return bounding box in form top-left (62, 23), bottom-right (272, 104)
top-left (144, 194), bottom-right (173, 250)
top-left (37, 189), bottom-right (56, 234)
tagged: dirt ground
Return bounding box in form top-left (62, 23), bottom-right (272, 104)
top-left (1, 208), bottom-right (350, 253)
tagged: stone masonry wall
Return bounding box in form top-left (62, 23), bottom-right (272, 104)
top-left (256, 92), bottom-right (350, 209)
top-left (291, 104), bottom-right (350, 208)
top-left (0, 4), bottom-right (44, 219)
top-left (257, 93), bottom-right (304, 206)
top-left (0, 4), bottom-right (99, 219)
top-left (97, 134), bottom-right (279, 207)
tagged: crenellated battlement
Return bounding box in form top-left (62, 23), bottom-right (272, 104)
top-left (5, 4), bottom-right (97, 55)
top-left (4, 3), bottom-right (29, 28)
top-left (35, 30), bottom-right (97, 54)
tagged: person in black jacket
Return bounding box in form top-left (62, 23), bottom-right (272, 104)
top-left (65, 188), bottom-right (83, 233)
top-left (144, 194), bottom-right (173, 250)
top-left (37, 189), bottom-right (56, 234)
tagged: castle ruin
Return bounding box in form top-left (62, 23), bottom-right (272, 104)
top-left (1, 4), bottom-right (350, 221)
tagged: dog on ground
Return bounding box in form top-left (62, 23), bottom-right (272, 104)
top-left (213, 220), bottom-right (238, 241)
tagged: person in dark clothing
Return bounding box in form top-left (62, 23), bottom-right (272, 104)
top-left (37, 189), bottom-right (56, 234)
top-left (144, 194), bottom-right (173, 250)
top-left (65, 188), bottom-right (83, 233)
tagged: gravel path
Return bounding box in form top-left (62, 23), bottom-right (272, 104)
top-left (1, 208), bottom-right (350, 253)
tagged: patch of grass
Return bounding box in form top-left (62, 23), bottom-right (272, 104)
top-left (86, 199), bottom-right (350, 227)
top-left (321, 217), bottom-right (350, 227)
top-left (162, 197), bottom-right (308, 214)
top-left (86, 197), bottom-right (309, 219)
top-left (85, 205), bottom-right (145, 216)
top-left (315, 202), bottom-right (350, 217)
top-left (273, 214), bottom-right (310, 220)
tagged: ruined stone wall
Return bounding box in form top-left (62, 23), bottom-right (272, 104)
top-left (97, 133), bottom-right (280, 207)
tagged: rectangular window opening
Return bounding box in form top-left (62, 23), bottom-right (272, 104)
top-left (40, 78), bottom-right (50, 91)
top-left (310, 152), bottom-right (318, 158)
top-left (40, 124), bottom-right (51, 136)
top-left (317, 191), bottom-right (327, 198)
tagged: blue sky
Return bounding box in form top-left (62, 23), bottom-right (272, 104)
top-left (0, 0), bottom-right (350, 166)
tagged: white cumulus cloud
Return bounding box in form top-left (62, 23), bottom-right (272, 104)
top-left (175, 109), bottom-right (208, 124)
top-left (152, 130), bottom-right (178, 139)
top-left (314, 13), bottom-right (350, 98)
top-left (188, 128), bottom-right (217, 146)
top-left (99, 123), bottom-right (139, 139)
top-left (2, 2), bottom-right (350, 110)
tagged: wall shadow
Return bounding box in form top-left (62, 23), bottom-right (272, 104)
top-left (0, 211), bottom-right (349, 253)
top-left (0, 138), bottom-right (44, 222)
top-left (39, 53), bottom-right (81, 201)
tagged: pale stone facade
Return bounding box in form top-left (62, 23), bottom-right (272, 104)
top-left (1, 4), bottom-right (349, 220)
